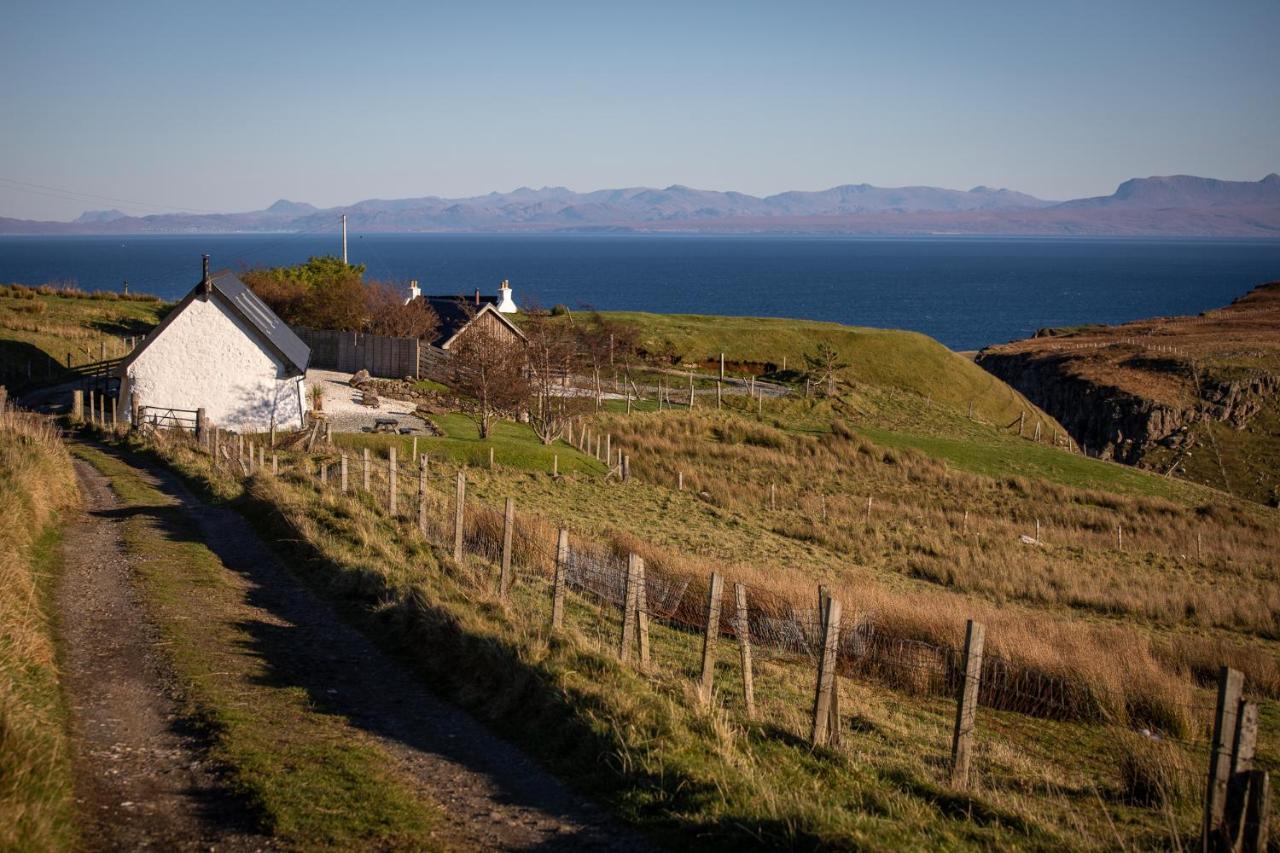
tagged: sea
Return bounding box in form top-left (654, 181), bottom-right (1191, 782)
top-left (2, 233), bottom-right (1278, 351)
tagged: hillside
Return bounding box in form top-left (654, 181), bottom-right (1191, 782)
top-left (9, 288), bottom-right (1280, 847)
top-left (977, 282), bottom-right (1280, 505)
top-left (83, 329), bottom-right (1280, 849)
top-left (0, 284), bottom-right (167, 393)
top-left (594, 311), bottom-right (1063, 436)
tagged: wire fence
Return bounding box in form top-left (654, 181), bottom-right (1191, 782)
top-left (118, 418), bottom-right (1275, 843)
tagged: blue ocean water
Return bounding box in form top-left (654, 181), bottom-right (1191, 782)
top-left (1, 233), bottom-right (1277, 350)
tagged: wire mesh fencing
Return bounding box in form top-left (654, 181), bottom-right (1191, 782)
top-left (150, 428), bottom-right (1274, 842)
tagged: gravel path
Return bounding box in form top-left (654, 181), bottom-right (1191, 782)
top-left (67, 442), bottom-right (654, 851)
top-left (307, 368), bottom-right (430, 433)
top-left (60, 460), bottom-right (270, 851)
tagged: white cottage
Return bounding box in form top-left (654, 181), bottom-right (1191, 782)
top-left (118, 257), bottom-right (310, 433)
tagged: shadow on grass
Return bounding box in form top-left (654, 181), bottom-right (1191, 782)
top-left (86, 437), bottom-right (838, 851)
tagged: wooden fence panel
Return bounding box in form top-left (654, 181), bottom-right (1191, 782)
top-left (294, 327), bottom-right (420, 378)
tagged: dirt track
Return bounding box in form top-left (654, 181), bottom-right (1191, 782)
top-left (59, 460), bottom-right (268, 851)
top-left (60, 447), bottom-right (651, 850)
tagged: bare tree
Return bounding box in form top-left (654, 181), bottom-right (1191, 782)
top-left (804, 342), bottom-right (848, 397)
top-left (449, 316), bottom-right (529, 439)
top-left (523, 312), bottom-right (592, 444)
top-left (364, 281), bottom-right (440, 340)
top-left (574, 313), bottom-right (640, 407)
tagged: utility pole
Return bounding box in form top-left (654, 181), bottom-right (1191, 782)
top-left (341, 214), bottom-right (348, 265)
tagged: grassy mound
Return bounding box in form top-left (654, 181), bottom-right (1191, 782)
top-left (595, 310), bottom-right (1052, 428)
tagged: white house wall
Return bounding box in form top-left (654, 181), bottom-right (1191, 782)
top-left (126, 296), bottom-right (306, 432)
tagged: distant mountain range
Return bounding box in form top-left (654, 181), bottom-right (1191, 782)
top-left (4, 174), bottom-right (1278, 237)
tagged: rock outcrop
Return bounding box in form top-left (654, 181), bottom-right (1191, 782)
top-left (976, 282), bottom-right (1280, 504)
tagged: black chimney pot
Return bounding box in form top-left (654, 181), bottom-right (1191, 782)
top-left (198, 254), bottom-right (211, 300)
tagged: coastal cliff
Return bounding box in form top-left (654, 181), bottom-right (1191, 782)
top-left (976, 283), bottom-right (1280, 504)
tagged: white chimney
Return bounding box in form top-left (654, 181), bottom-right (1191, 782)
top-left (496, 279), bottom-right (517, 313)
top-left (406, 279), bottom-right (421, 305)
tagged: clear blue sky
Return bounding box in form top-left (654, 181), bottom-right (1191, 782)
top-left (2, 0), bottom-right (1277, 220)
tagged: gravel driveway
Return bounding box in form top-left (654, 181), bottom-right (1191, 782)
top-left (307, 369), bottom-right (430, 434)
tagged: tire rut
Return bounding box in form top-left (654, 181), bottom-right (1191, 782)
top-left (60, 459), bottom-right (271, 851)
top-left (68, 445), bottom-right (654, 851)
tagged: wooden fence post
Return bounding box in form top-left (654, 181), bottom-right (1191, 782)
top-left (489, 446), bottom-right (495, 468)
top-left (72, 389), bottom-right (83, 422)
top-left (319, 460), bottom-right (326, 484)
top-left (551, 528), bottom-right (569, 630)
top-left (1226, 701), bottom-right (1260, 849)
top-left (634, 555), bottom-right (650, 666)
top-left (1204, 667), bottom-right (1244, 850)
top-left (453, 472), bottom-right (466, 563)
top-left (195, 408), bottom-right (206, 441)
top-left (417, 459), bottom-right (427, 532)
top-left (553, 454), bottom-right (558, 477)
top-left (271, 453), bottom-right (278, 475)
top-left (698, 572), bottom-right (724, 706)
top-left (340, 453), bottom-right (349, 493)
top-left (619, 554), bottom-right (640, 663)
top-left (1244, 771), bottom-right (1271, 853)
top-left (362, 447), bottom-right (371, 491)
top-left (622, 454), bottom-right (630, 482)
top-left (388, 446), bottom-right (398, 515)
top-left (949, 619), bottom-right (986, 788)
top-left (810, 595), bottom-right (842, 748)
top-left (818, 586), bottom-right (841, 745)
top-left (734, 582), bottom-right (756, 721)
top-left (499, 497), bottom-right (515, 600)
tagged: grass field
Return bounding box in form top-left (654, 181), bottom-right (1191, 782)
top-left (0, 285), bottom-right (168, 391)
top-left (590, 310), bottom-right (1057, 429)
top-left (0, 408), bottom-right (79, 851)
top-left (88, 415), bottom-right (1280, 850)
top-left (10, 287), bottom-right (1280, 846)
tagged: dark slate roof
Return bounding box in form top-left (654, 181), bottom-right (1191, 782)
top-left (422, 295), bottom-right (497, 348)
top-left (121, 269), bottom-right (311, 378)
top-left (210, 271), bottom-right (311, 374)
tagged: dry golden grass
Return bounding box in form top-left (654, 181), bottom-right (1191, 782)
top-left (391, 405), bottom-right (1279, 736)
top-left (0, 406), bottom-right (79, 850)
top-left (112, 425), bottom-right (1223, 849)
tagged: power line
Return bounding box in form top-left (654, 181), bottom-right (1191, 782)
top-left (0, 175), bottom-right (223, 215)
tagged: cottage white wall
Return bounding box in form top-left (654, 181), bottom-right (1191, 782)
top-left (126, 296), bottom-right (306, 432)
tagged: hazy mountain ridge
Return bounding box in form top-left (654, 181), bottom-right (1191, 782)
top-left (4, 174), bottom-right (1278, 236)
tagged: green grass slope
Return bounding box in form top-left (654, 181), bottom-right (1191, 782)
top-left (598, 311), bottom-right (1054, 429)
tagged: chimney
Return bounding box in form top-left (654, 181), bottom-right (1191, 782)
top-left (496, 279), bottom-right (518, 314)
top-left (197, 254), bottom-right (211, 301)
top-left (474, 288), bottom-right (480, 306)
top-left (406, 280), bottom-right (421, 305)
